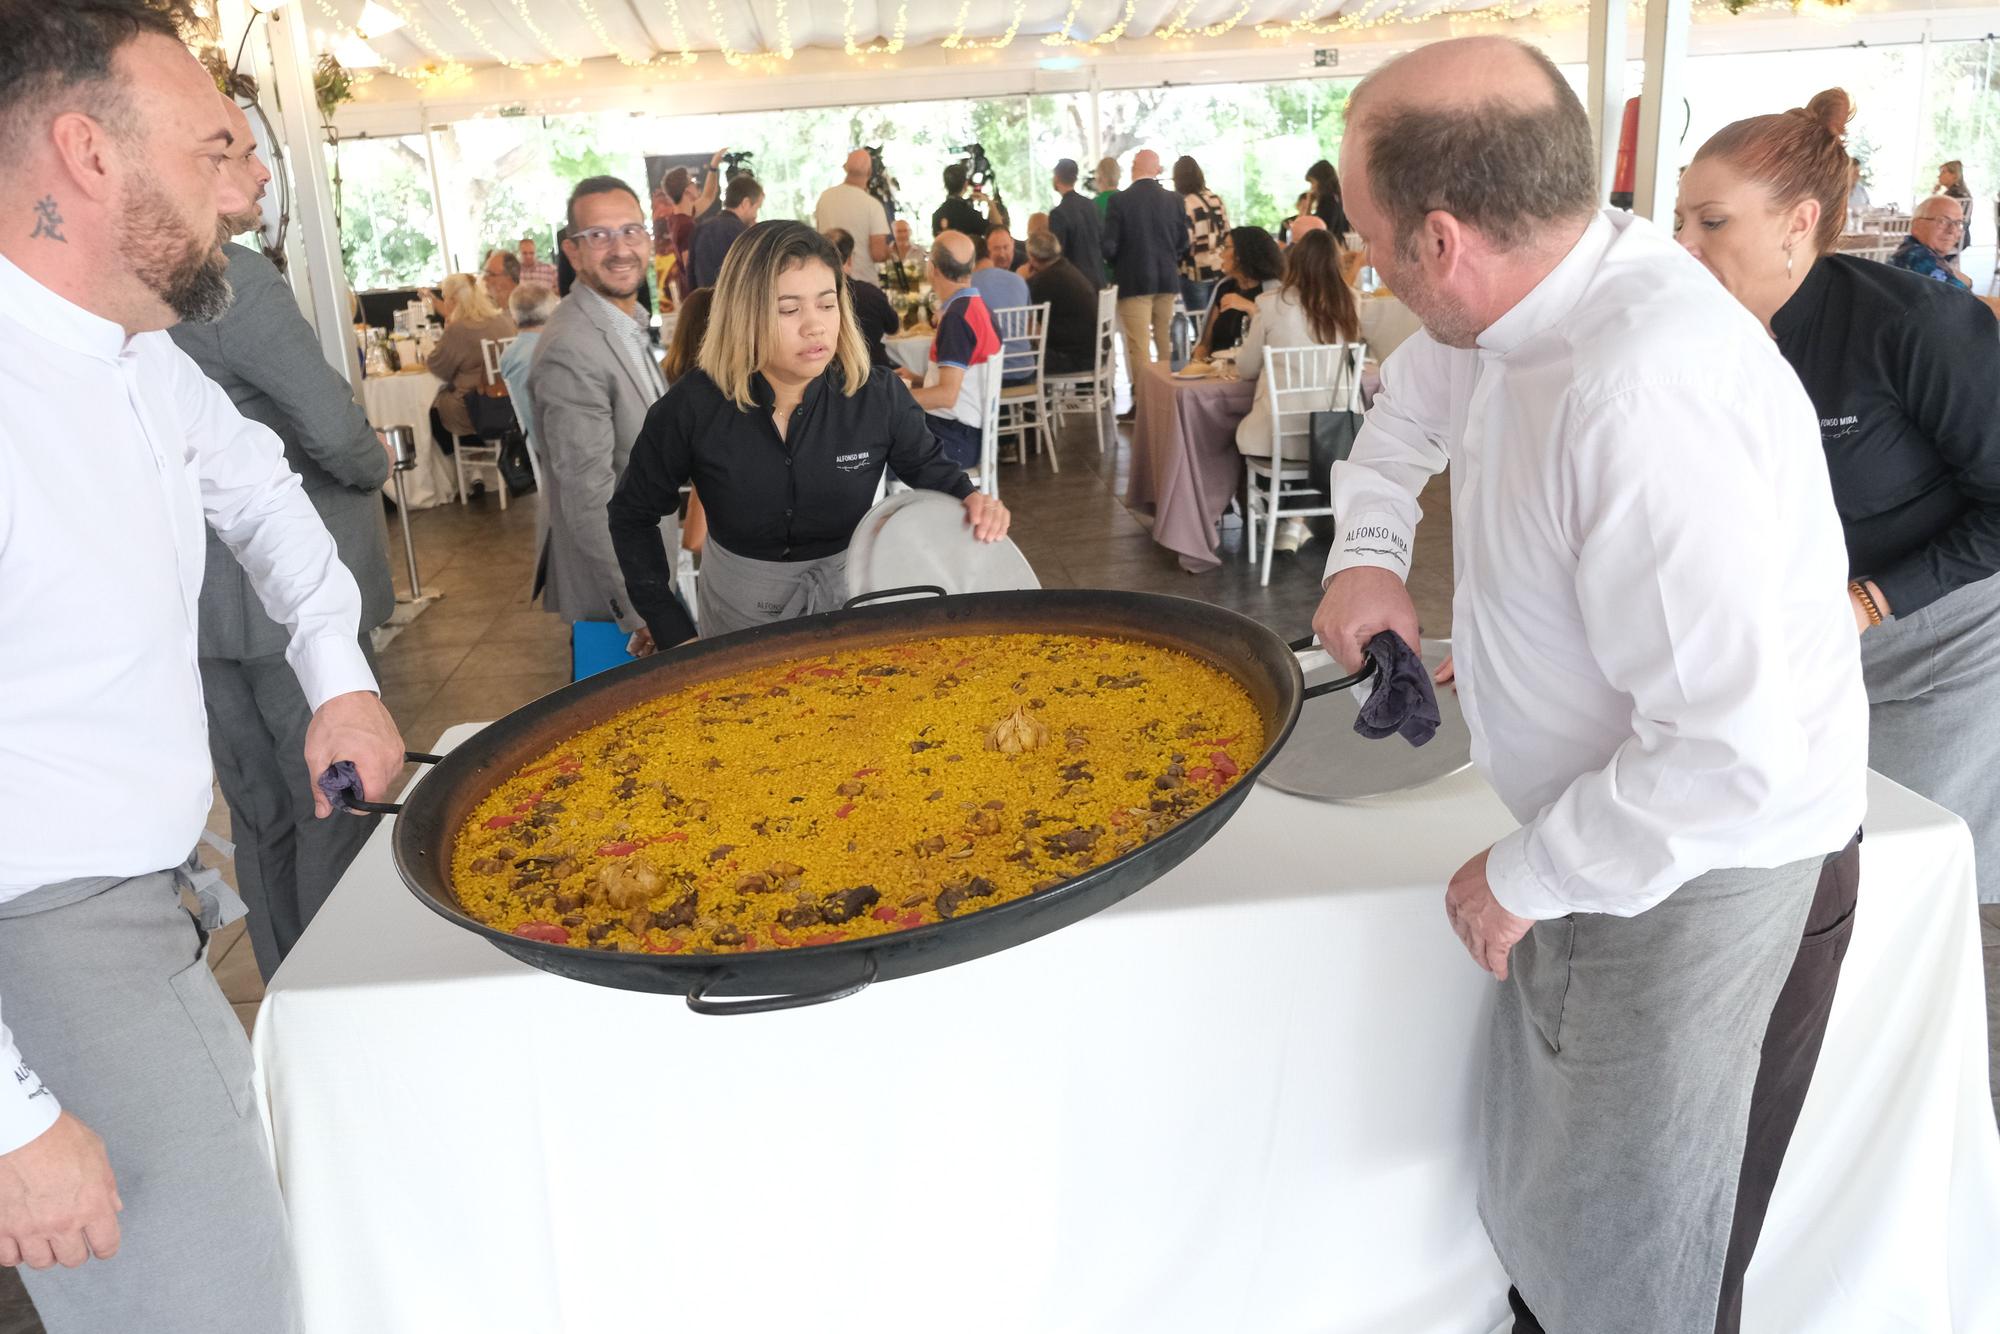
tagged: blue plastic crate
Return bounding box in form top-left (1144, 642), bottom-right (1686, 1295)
top-left (570, 620), bottom-right (634, 682)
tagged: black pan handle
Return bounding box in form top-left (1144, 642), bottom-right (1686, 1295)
top-left (324, 751), bottom-right (445, 817)
top-left (1288, 635), bottom-right (1380, 701)
top-left (843, 585), bottom-right (947, 610)
top-left (685, 956), bottom-right (880, 1015)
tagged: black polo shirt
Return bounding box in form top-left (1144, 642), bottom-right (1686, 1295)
top-left (608, 363), bottom-right (975, 641)
top-left (1772, 254), bottom-right (2000, 615)
top-left (931, 195), bottom-right (990, 240)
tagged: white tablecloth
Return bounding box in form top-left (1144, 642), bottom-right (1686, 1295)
top-left (253, 726), bottom-right (2000, 1334)
top-left (360, 371), bottom-right (456, 510)
top-left (1357, 293), bottom-right (1423, 363)
top-left (885, 331), bottom-right (933, 375)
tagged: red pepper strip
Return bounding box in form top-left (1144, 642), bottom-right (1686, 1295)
top-left (511, 790), bottom-right (546, 814)
top-left (1210, 751), bottom-right (1241, 779)
top-left (871, 906), bottom-right (898, 923)
top-left (1187, 767), bottom-right (1212, 783)
top-left (835, 802), bottom-right (856, 819)
top-left (805, 932), bottom-right (846, 947)
top-left (853, 768), bottom-right (882, 778)
top-left (483, 814), bottom-right (521, 830)
top-left (514, 755), bottom-right (574, 779)
top-left (512, 921), bottom-right (568, 944)
top-left (1204, 735), bottom-right (1242, 749)
top-left (896, 910), bottom-right (924, 929)
top-left (809, 667), bottom-right (844, 678)
top-left (597, 840), bottom-right (639, 857)
top-left (659, 830), bottom-right (689, 843)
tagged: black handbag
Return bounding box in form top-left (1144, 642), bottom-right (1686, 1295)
top-left (1306, 406), bottom-right (1362, 498)
top-left (462, 386), bottom-right (519, 439)
top-left (496, 430), bottom-right (538, 497)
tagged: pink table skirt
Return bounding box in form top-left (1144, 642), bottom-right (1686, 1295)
top-left (1124, 363), bottom-right (1259, 573)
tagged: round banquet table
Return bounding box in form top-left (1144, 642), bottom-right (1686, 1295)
top-left (360, 369), bottom-right (456, 509)
top-left (250, 724), bottom-right (2000, 1333)
top-left (885, 331), bottom-right (934, 376)
top-left (1124, 360), bottom-right (1259, 573)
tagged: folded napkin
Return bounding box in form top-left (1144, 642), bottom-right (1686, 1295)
top-left (1353, 631), bottom-right (1441, 748)
top-left (317, 760), bottom-right (368, 813)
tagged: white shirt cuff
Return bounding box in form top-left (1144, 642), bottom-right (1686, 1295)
top-left (1486, 828), bottom-right (1570, 921)
top-left (1322, 510), bottom-right (1415, 583)
top-left (1, 1058), bottom-right (61, 1157)
top-left (289, 632), bottom-right (379, 713)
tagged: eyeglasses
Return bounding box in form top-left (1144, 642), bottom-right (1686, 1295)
top-left (1923, 217), bottom-right (1967, 232)
top-left (571, 224), bottom-right (650, 250)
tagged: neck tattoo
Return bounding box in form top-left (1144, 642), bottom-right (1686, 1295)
top-left (30, 196), bottom-right (66, 243)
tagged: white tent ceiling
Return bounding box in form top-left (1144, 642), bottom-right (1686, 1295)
top-left (312, 0), bottom-right (1586, 73)
top-left (282, 0), bottom-right (2000, 132)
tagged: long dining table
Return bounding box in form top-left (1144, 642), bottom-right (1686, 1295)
top-left (251, 721), bottom-right (2000, 1333)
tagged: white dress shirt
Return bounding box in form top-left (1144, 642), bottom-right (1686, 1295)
top-left (0, 256), bottom-right (377, 1151)
top-left (1326, 211), bottom-right (1868, 922)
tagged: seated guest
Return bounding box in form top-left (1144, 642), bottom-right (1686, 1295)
top-left (499, 282), bottom-right (559, 455)
top-left (1888, 195), bottom-right (1972, 289)
top-left (899, 231), bottom-right (1002, 470)
top-left (1026, 211), bottom-right (1050, 237)
top-left (1286, 214), bottom-right (1328, 246)
top-left (884, 217), bottom-right (928, 293)
top-left (611, 222), bottom-right (1008, 641)
top-left (825, 227), bottom-right (899, 368)
top-left (1236, 227), bottom-right (1361, 473)
top-left (481, 247), bottom-right (520, 307)
top-left (1021, 229), bottom-right (1100, 376)
top-left (424, 271), bottom-right (516, 453)
top-left (1192, 226), bottom-right (1284, 359)
top-left (1279, 191), bottom-right (1312, 245)
top-left (971, 230), bottom-right (1034, 384)
top-left (688, 174), bottom-right (763, 290)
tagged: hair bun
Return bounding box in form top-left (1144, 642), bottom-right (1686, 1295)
top-left (1803, 88), bottom-right (1854, 142)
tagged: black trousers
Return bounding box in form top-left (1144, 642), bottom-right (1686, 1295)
top-left (1510, 836), bottom-right (1861, 1334)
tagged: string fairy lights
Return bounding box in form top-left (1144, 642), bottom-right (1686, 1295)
top-left (944, 0), bottom-right (1027, 50)
top-left (1043, 0), bottom-right (1140, 47)
top-left (842, 0), bottom-right (910, 56)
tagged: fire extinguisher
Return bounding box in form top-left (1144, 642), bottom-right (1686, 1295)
top-left (1611, 96), bottom-right (1641, 210)
top-left (1610, 94), bottom-right (1693, 211)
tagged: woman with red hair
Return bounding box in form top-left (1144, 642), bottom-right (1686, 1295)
top-left (1677, 90), bottom-right (2000, 912)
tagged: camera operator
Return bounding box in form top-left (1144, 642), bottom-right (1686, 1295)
top-left (932, 161), bottom-right (991, 241)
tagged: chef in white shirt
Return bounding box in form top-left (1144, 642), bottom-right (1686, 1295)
top-left (0, 7), bottom-right (402, 1331)
top-left (1311, 38), bottom-right (1868, 1334)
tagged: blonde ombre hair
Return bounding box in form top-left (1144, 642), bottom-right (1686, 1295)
top-left (698, 220), bottom-right (870, 409)
top-left (440, 271), bottom-right (501, 324)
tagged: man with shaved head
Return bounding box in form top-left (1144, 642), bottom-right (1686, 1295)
top-left (1102, 147), bottom-right (1190, 378)
top-left (0, 4), bottom-right (403, 1328)
top-left (814, 147), bottom-right (891, 286)
top-left (1312, 36), bottom-right (1865, 1334)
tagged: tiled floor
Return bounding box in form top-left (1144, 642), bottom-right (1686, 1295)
top-left (0, 414), bottom-right (1991, 1329)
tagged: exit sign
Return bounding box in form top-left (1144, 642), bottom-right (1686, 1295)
top-left (1314, 48), bottom-right (1339, 68)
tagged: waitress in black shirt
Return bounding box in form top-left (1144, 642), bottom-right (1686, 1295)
top-left (610, 221), bottom-right (1009, 644)
top-left (1678, 88), bottom-right (2000, 904)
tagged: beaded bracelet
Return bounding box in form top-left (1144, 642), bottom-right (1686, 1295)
top-left (1850, 580), bottom-right (1885, 627)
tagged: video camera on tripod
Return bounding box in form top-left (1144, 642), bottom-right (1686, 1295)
top-left (865, 144), bottom-right (902, 224)
top-left (955, 142), bottom-right (1006, 221)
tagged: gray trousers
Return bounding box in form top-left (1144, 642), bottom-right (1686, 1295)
top-left (1861, 572), bottom-right (2000, 903)
top-left (199, 642), bottom-right (378, 980)
top-left (0, 874), bottom-right (300, 1334)
top-left (1481, 852), bottom-right (1828, 1334)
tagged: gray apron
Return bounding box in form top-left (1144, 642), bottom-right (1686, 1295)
top-left (1860, 571), bottom-right (2000, 902)
top-left (696, 536), bottom-right (850, 639)
top-left (1480, 853), bottom-right (1823, 1333)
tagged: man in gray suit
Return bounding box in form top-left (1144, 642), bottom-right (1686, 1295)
top-left (169, 98), bottom-right (395, 980)
top-left (530, 175), bottom-right (684, 653)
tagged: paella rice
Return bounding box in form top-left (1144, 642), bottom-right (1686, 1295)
top-left (450, 632), bottom-right (1264, 956)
